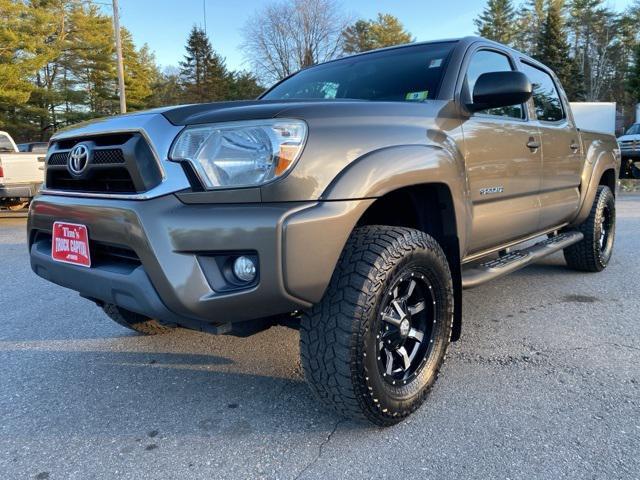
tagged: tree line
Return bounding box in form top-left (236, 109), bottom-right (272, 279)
top-left (0, 1), bottom-right (263, 142)
top-left (475, 0), bottom-right (640, 125)
top-left (2, 0), bottom-right (639, 143)
top-left (1, 0), bottom-right (416, 142)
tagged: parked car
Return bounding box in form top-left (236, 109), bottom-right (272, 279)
top-left (618, 123), bottom-right (640, 178)
top-left (0, 131), bottom-right (45, 210)
top-left (17, 142), bottom-right (49, 154)
top-left (28, 37), bottom-right (619, 425)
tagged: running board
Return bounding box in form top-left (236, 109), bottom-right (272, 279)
top-left (462, 231), bottom-right (584, 289)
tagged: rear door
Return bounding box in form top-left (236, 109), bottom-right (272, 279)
top-left (519, 61), bottom-right (583, 230)
top-left (460, 48), bottom-right (543, 254)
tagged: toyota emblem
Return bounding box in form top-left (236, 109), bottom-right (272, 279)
top-left (68, 144), bottom-right (90, 175)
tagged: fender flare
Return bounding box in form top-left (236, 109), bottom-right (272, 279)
top-left (321, 144), bottom-right (471, 250)
top-left (572, 146), bottom-right (619, 227)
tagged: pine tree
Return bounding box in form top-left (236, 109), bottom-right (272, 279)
top-left (343, 14), bottom-right (413, 54)
top-left (179, 26), bottom-right (230, 103)
top-left (121, 32), bottom-right (158, 111)
top-left (68, 4), bottom-right (117, 116)
top-left (227, 71), bottom-right (264, 100)
top-left (474, 0), bottom-right (517, 45)
top-left (343, 20), bottom-right (375, 54)
top-left (568, 57), bottom-right (587, 101)
top-left (513, 0), bottom-right (546, 55)
top-left (627, 43), bottom-right (640, 103)
top-left (535, 0), bottom-right (579, 99)
top-left (0, 0), bottom-right (62, 133)
top-left (148, 67), bottom-right (183, 107)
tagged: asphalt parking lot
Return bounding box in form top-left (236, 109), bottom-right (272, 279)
top-left (1, 195), bottom-right (638, 480)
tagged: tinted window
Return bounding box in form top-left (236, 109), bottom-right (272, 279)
top-left (626, 124), bottom-right (640, 135)
top-left (263, 42), bottom-right (455, 102)
top-left (465, 50), bottom-right (525, 119)
top-left (520, 62), bottom-right (565, 122)
top-left (0, 134), bottom-right (14, 152)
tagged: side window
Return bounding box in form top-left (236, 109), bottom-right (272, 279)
top-left (465, 50), bottom-right (525, 119)
top-left (520, 62), bottom-right (565, 123)
top-left (0, 133), bottom-right (14, 153)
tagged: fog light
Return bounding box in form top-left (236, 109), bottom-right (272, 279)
top-left (233, 256), bottom-right (257, 283)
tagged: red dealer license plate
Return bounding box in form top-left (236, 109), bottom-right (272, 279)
top-left (51, 222), bottom-right (91, 267)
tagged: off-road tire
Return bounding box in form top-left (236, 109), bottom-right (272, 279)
top-left (102, 304), bottom-right (175, 335)
top-left (563, 185), bottom-right (616, 272)
top-left (300, 226), bottom-right (454, 426)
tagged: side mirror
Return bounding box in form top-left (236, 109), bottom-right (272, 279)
top-left (468, 71), bottom-right (532, 112)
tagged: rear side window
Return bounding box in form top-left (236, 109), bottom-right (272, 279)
top-left (465, 50), bottom-right (525, 119)
top-left (0, 134), bottom-right (14, 152)
top-left (520, 62), bottom-right (565, 123)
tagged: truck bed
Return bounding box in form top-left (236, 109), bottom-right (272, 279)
top-left (0, 152), bottom-right (45, 191)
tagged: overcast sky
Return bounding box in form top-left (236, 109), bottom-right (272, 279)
top-left (109, 0), bottom-right (636, 72)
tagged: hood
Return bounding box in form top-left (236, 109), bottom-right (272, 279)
top-left (160, 98), bottom-right (456, 126)
top-left (160, 99), bottom-right (374, 125)
top-left (618, 134), bottom-right (640, 142)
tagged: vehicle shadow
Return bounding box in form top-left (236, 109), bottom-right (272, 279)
top-left (0, 327), bottom-right (372, 441)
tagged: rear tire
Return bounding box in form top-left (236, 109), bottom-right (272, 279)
top-left (300, 226), bottom-right (454, 426)
top-left (102, 304), bottom-right (175, 335)
top-left (563, 185), bottom-right (616, 272)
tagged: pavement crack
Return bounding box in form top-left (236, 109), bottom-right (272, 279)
top-left (606, 342), bottom-right (640, 352)
top-left (294, 419), bottom-right (343, 480)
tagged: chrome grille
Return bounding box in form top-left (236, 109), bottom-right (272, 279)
top-left (47, 152), bottom-right (67, 166)
top-left (47, 148), bottom-right (126, 166)
top-left (44, 133), bottom-right (162, 194)
top-left (93, 149), bottom-right (125, 164)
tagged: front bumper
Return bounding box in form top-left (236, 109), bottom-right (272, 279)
top-left (0, 183), bottom-right (41, 199)
top-left (621, 150), bottom-right (640, 159)
top-left (28, 194), bottom-right (370, 329)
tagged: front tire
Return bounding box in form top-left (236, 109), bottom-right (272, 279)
top-left (300, 226), bottom-right (454, 426)
top-left (102, 304), bottom-right (175, 335)
top-left (563, 185), bottom-right (616, 272)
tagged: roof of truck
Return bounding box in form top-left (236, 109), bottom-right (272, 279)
top-left (304, 36), bottom-right (551, 76)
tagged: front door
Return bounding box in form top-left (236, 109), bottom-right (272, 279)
top-left (460, 49), bottom-right (543, 255)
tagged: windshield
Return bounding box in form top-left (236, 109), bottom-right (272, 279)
top-left (625, 124), bottom-right (640, 135)
top-left (262, 42), bottom-right (456, 103)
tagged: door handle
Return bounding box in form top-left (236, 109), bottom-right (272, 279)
top-left (570, 142), bottom-right (580, 151)
top-left (527, 138), bottom-right (540, 150)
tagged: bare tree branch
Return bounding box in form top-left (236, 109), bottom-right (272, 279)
top-left (241, 0), bottom-right (349, 84)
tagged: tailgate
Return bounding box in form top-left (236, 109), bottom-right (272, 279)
top-left (0, 153), bottom-right (45, 184)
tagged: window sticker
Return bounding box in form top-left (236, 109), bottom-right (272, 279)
top-left (405, 91), bottom-right (429, 102)
top-left (429, 58), bottom-right (443, 68)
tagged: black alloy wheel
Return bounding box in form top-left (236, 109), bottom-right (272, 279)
top-left (377, 272), bottom-right (437, 386)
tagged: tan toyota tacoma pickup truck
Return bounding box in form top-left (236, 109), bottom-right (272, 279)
top-left (28, 37), bottom-right (619, 426)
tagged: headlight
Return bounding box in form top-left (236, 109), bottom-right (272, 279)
top-left (169, 119), bottom-right (307, 189)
